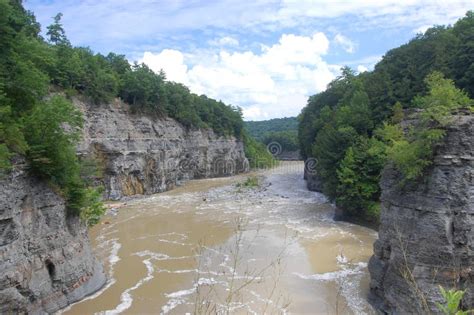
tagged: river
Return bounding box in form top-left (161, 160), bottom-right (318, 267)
top-left (63, 161), bottom-right (377, 315)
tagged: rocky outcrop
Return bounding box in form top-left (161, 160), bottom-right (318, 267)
top-left (76, 99), bottom-right (249, 200)
top-left (0, 159), bottom-right (106, 314)
top-left (369, 112), bottom-right (473, 314)
top-left (304, 159), bottom-right (323, 192)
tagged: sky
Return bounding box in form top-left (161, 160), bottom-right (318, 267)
top-left (25, 0), bottom-right (473, 121)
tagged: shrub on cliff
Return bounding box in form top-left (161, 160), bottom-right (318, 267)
top-left (436, 286), bottom-right (473, 315)
top-left (381, 72), bottom-right (472, 181)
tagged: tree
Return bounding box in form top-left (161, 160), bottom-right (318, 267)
top-left (120, 63), bottom-right (164, 111)
top-left (312, 124), bottom-right (358, 199)
top-left (336, 137), bottom-right (386, 220)
top-left (262, 130), bottom-right (299, 152)
top-left (391, 102), bottom-right (404, 124)
top-left (46, 13), bottom-right (70, 46)
top-left (452, 11), bottom-right (474, 97)
top-left (298, 12), bottom-right (474, 221)
top-left (24, 96), bottom-right (83, 181)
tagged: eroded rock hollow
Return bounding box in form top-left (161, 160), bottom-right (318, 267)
top-left (0, 160), bottom-right (106, 314)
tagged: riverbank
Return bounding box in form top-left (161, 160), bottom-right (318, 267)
top-left (63, 161), bottom-right (376, 314)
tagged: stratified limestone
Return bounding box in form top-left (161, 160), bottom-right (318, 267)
top-left (369, 112), bottom-right (473, 314)
top-left (0, 160), bottom-right (106, 314)
top-left (76, 99), bottom-right (249, 200)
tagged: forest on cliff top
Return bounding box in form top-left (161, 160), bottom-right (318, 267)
top-left (298, 11), bottom-right (474, 222)
top-left (0, 0), bottom-right (273, 223)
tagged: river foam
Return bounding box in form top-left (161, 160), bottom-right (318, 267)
top-left (64, 162), bottom-right (376, 315)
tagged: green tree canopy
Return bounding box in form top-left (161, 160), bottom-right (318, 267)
top-left (298, 11), bottom-right (474, 221)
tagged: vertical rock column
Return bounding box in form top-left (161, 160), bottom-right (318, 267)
top-left (368, 113), bottom-right (473, 314)
top-left (0, 162), bottom-right (106, 314)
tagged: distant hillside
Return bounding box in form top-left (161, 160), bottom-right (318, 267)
top-left (245, 117), bottom-right (298, 142)
top-left (245, 117), bottom-right (300, 159)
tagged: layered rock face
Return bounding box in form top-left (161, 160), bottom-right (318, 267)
top-left (76, 99), bottom-right (249, 200)
top-left (369, 112), bottom-right (473, 314)
top-left (0, 160), bottom-right (106, 314)
top-left (0, 99), bottom-right (248, 313)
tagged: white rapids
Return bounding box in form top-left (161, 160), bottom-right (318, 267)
top-left (63, 161), bottom-right (377, 315)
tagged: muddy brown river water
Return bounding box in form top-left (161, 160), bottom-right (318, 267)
top-left (63, 162), bottom-right (377, 315)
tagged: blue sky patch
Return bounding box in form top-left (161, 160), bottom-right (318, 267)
top-left (25, 0), bottom-right (473, 120)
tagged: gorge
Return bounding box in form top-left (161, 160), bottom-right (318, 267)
top-left (1, 1), bottom-right (474, 314)
top-left (0, 97), bottom-right (249, 313)
top-left (59, 162), bottom-right (377, 314)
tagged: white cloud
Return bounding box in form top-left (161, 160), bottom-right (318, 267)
top-left (140, 50), bottom-right (189, 84)
top-left (26, 0), bottom-right (472, 52)
top-left (142, 32), bottom-right (338, 120)
top-left (413, 24), bottom-right (432, 34)
top-left (277, 0), bottom-right (471, 27)
top-left (243, 106), bottom-right (265, 120)
top-left (357, 65), bottom-right (369, 73)
top-left (24, 0), bottom-right (473, 120)
top-left (333, 34), bottom-right (356, 53)
top-left (209, 36), bottom-right (239, 47)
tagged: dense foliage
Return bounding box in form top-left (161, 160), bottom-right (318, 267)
top-left (242, 132), bottom-right (276, 169)
top-left (262, 130), bottom-right (299, 152)
top-left (245, 117), bottom-right (299, 153)
top-left (0, 0), bottom-right (249, 224)
top-left (298, 12), bottom-right (474, 221)
top-left (245, 117), bottom-right (298, 142)
top-left (379, 73), bottom-right (471, 182)
top-left (0, 0), bottom-right (108, 223)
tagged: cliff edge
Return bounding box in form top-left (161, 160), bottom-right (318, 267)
top-left (0, 159), bottom-right (106, 314)
top-left (368, 112), bottom-right (473, 313)
top-left (76, 99), bottom-right (249, 200)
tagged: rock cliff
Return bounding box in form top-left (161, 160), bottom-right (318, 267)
top-left (368, 112), bottom-right (473, 314)
top-left (0, 98), bottom-right (249, 313)
top-left (0, 159), bottom-right (106, 314)
top-left (76, 99), bottom-right (249, 200)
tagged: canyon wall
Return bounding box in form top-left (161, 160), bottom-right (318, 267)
top-left (0, 158), bottom-right (106, 314)
top-left (0, 98), bottom-right (249, 313)
top-left (76, 99), bottom-right (249, 200)
top-left (368, 112), bottom-right (473, 313)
